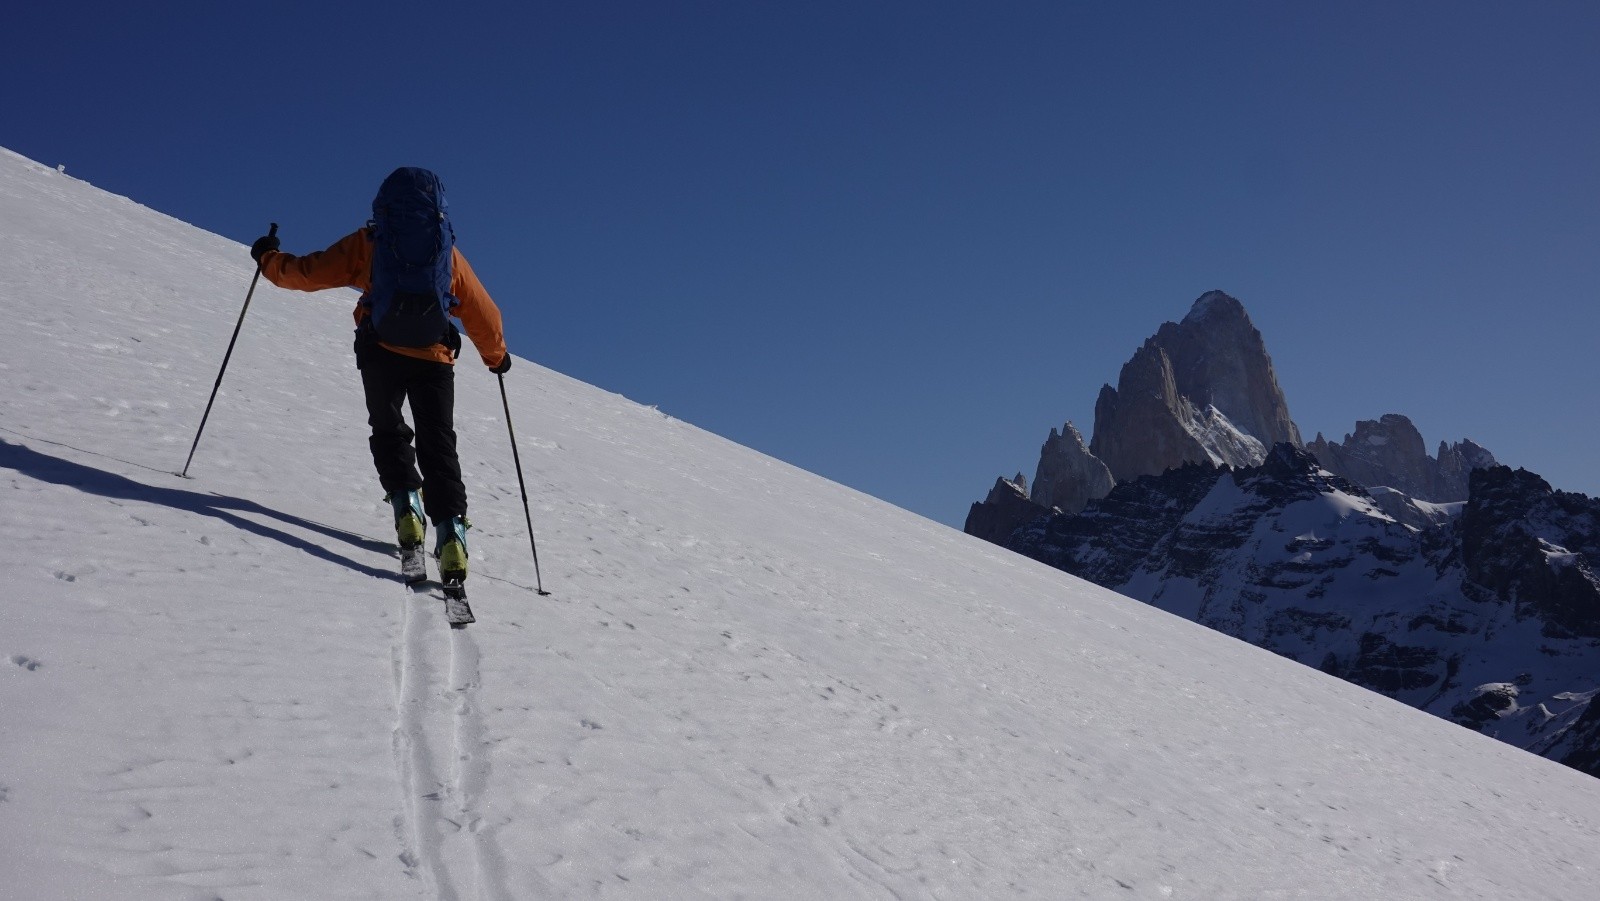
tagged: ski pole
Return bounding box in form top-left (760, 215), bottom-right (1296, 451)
top-left (499, 371), bottom-right (551, 595)
top-left (180, 222), bottom-right (276, 478)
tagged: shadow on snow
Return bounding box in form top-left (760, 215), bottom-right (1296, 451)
top-left (0, 437), bottom-right (399, 582)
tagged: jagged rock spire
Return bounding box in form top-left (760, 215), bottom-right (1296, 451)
top-left (1032, 422), bottom-right (1114, 514)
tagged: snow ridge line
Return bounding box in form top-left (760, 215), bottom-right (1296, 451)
top-left (393, 581), bottom-right (463, 900)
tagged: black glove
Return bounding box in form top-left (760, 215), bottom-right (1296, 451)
top-left (490, 355), bottom-right (512, 375)
top-left (250, 233), bottom-right (280, 263)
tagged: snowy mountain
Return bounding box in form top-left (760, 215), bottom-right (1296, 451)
top-left (6, 146), bottom-right (1600, 899)
top-left (981, 443), bottom-right (1600, 777)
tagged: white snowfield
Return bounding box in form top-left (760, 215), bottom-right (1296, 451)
top-left (2, 145), bottom-right (1599, 900)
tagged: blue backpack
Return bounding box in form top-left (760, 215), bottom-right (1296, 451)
top-left (365, 167), bottom-right (459, 350)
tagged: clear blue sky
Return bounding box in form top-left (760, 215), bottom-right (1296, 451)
top-left (6, 2), bottom-right (1598, 526)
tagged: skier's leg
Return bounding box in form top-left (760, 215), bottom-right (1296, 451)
top-left (357, 338), bottom-right (422, 496)
top-left (408, 361), bottom-right (469, 581)
top-left (407, 359), bottom-right (466, 524)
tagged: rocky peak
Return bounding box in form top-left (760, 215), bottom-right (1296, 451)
top-left (1032, 422), bottom-right (1115, 513)
top-left (1306, 414), bottom-right (1497, 502)
top-left (1090, 292), bottom-right (1298, 481)
top-left (1157, 291), bottom-right (1302, 450)
top-left (1179, 289), bottom-right (1247, 326)
top-left (1437, 438), bottom-right (1497, 496)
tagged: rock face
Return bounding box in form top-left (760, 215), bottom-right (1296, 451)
top-left (999, 447), bottom-right (1600, 779)
top-left (1158, 292), bottom-right (1303, 450)
top-left (1031, 422), bottom-right (1115, 514)
top-left (1091, 291), bottom-right (1299, 481)
top-left (1306, 413), bottom-right (1496, 502)
top-left (1437, 438), bottom-right (1500, 498)
top-left (1089, 341), bottom-right (1239, 481)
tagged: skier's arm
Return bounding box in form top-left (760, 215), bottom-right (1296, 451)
top-left (450, 249), bottom-right (510, 370)
top-left (258, 230), bottom-right (372, 293)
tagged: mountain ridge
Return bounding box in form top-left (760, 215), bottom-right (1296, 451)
top-left (966, 291), bottom-right (1594, 777)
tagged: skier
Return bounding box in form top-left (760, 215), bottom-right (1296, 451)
top-left (250, 167), bottom-right (510, 591)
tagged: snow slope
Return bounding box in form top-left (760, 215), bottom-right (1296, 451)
top-left (4, 145), bottom-right (1600, 899)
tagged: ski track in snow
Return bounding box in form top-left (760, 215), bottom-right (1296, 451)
top-left (448, 629), bottom-right (519, 901)
top-left (393, 579), bottom-right (518, 901)
top-left (393, 582), bottom-right (454, 896)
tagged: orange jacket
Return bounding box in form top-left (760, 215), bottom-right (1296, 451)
top-left (259, 229), bottom-right (509, 368)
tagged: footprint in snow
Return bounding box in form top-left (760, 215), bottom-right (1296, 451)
top-left (11, 655), bottom-right (42, 671)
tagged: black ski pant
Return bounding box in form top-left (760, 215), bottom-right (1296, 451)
top-left (356, 336), bottom-right (466, 526)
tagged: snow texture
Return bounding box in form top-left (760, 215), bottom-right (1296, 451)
top-left (4, 145), bottom-right (1600, 898)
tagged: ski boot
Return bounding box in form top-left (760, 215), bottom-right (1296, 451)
top-left (435, 515), bottom-right (471, 585)
top-left (390, 490), bottom-right (429, 584)
top-left (389, 489), bottom-right (426, 549)
top-left (435, 516), bottom-right (474, 628)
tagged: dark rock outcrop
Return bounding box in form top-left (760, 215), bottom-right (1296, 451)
top-left (963, 475), bottom-right (1049, 546)
top-left (1451, 683), bottom-right (1521, 729)
top-left (1455, 466), bottom-right (1600, 639)
top-left (1535, 694), bottom-right (1600, 775)
top-left (1012, 460), bottom-right (1224, 588)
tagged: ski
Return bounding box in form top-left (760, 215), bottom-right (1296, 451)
top-left (400, 545), bottom-right (428, 584)
top-left (404, 577), bottom-right (475, 629)
top-left (442, 582), bottom-right (475, 629)
top-left (399, 543), bottom-right (473, 628)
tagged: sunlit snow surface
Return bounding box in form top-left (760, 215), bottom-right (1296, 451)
top-left (3, 146), bottom-right (1600, 899)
